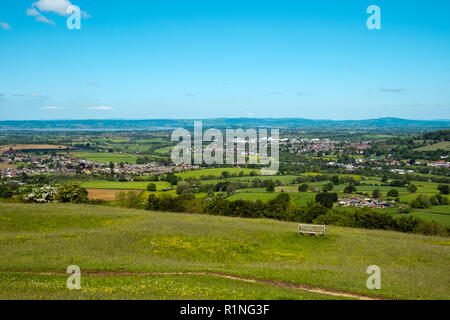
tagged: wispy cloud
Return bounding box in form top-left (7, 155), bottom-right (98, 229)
top-left (88, 81), bottom-right (100, 87)
top-left (0, 22), bottom-right (11, 30)
top-left (185, 93), bottom-right (196, 97)
top-left (26, 7), bottom-right (55, 25)
top-left (12, 93), bottom-right (27, 97)
top-left (30, 93), bottom-right (50, 100)
top-left (297, 91), bottom-right (311, 96)
top-left (43, 106), bottom-right (61, 110)
top-left (270, 91), bottom-right (282, 95)
top-left (89, 106), bottom-right (114, 111)
top-left (27, 0), bottom-right (90, 25)
top-left (380, 88), bottom-right (404, 93)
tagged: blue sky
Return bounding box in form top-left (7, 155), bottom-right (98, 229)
top-left (0, 0), bottom-right (449, 120)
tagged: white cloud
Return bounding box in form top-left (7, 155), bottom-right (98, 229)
top-left (32, 0), bottom-right (74, 16)
top-left (43, 106), bottom-right (61, 110)
top-left (27, 0), bottom-right (90, 25)
top-left (31, 0), bottom-right (89, 17)
top-left (26, 7), bottom-right (55, 25)
top-left (89, 106), bottom-right (114, 111)
top-left (0, 22), bottom-right (11, 30)
top-left (26, 8), bottom-right (40, 16)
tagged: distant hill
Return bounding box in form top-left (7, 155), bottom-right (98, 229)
top-left (0, 117), bottom-right (449, 131)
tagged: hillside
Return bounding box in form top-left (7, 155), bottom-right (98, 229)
top-left (0, 202), bottom-right (448, 300)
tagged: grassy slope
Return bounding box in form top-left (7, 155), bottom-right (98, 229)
top-left (413, 141), bottom-right (450, 151)
top-left (0, 273), bottom-right (342, 300)
top-left (0, 203), bottom-right (449, 300)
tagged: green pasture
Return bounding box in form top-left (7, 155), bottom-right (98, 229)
top-left (0, 203), bottom-right (448, 300)
top-left (73, 152), bottom-right (139, 164)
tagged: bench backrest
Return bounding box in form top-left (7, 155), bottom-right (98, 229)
top-left (298, 224), bottom-right (327, 235)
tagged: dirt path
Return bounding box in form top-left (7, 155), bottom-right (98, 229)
top-left (1, 270), bottom-right (386, 300)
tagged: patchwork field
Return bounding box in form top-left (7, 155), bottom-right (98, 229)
top-left (0, 144), bottom-right (71, 153)
top-left (0, 202), bottom-right (449, 300)
top-left (87, 189), bottom-right (142, 201)
top-left (81, 180), bottom-right (171, 191)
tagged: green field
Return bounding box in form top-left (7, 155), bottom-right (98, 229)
top-left (177, 168), bottom-right (260, 179)
top-left (414, 141), bottom-right (450, 151)
top-left (403, 206), bottom-right (450, 226)
top-left (0, 202), bottom-right (449, 300)
top-left (81, 180), bottom-right (172, 191)
top-left (73, 152), bottom-right (139, 164)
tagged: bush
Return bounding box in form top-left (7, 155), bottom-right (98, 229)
top-left (413, 220), bottom-right (449, 237)
top-left (23, 186), bottom-right (58, 203)
top-left (0, 184), bottom-right (13, 199)
top-left (407, 184), bottom-right (417, 193)
top-left (293, 202), bottom-right (329, 223)
top-left (315, 192), bottom-right (338, 208)
top-left (437, 184), bottom-right (449, 195)
top-left (55, 181), bottom-right (89, 204)
top-left (411, 195), bottom-right (431, 209)
top-left (387, 189), bottom-right (399, 198)
top-left (343, 184), bottom-right (356, 194)
top-left (116, 191), bottom-right (144, 209)
top-left (176, 181), bottom-right (192, 195)
top-left (298, 184), bottom-right (309, 192)
top-left (372, 189), bottom-right (381, 198)
top-left (265, 180), bottom-right (275, 193)
top-left (147, 183), bottom-right (157, 192)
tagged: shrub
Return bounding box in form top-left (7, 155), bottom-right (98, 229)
top-left (176, 181), bottom-right (192, 195)
top-left (343, 184), bottom-right (357, 194)
top-left (411, 195), bottom-right (431, 209)
top-left (298, 184), bottom-right (309, 192)
top-left (407, 184), bottom-right (418, 193)
top-left (387, 189), bottom-right (399, 198)
top-left (293, 202), bottom-right (329, 223)
top-left (413, 220), bottom-right (449, 237)
top-left (372, 189), bottom-right (381, 198)
top-left (23, 185), bottom-right (58, 203)
top-left (315, 192), bottom-right (338, 208)
top-left (265, 180), bottom-right (275, 193)
top-left (147, 183), bottom-right (157, 192)
top-left (437, 184), bottom-right (449, 195)
top-left (116, 191), bottom-right (143, 209)
top-left (55, 181), bottom-right (89, 204)
top-left (0, 184), bottom-right (13, 199)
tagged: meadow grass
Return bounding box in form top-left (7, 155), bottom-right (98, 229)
top-left (0, 203), bottom-right (449, 300)
top-left (0, 273), bottom-right (341, 300)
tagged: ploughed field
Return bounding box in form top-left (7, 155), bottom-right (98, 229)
top-left (0, 202), bottom-right (448, 300)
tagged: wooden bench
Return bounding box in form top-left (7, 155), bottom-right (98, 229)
top-left (298, 224), bottom-right (327, 236)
